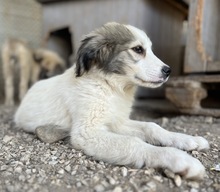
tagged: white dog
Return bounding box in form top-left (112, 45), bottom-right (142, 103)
top-left (15, 23), bottom-right (209, 179)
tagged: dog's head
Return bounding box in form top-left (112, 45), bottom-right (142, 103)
top-left (34, 49), bottom-right (65, 78)
top-left (75, 22), bottom-right (171, 88)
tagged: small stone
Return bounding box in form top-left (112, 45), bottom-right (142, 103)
top-left (77, 152), bottom-right (83, 157)
top-left (113, 167), bottom-right (119, 172)
top-left (213, 183), bottom-right (220, 190)
top-left (93, 176), bottom-right (100, 183)
top-left (67, 154), bottom-right (74, 159)
top-left (174, 175), bottom-right (182, 187)
top-left (67, 185), bottom-right (71, 189)
top-left (147, 181), bottom-right (156, 190)
top-left (201, 152), bottom-right (207, 157)
top-left (57, 169), bottom-right (64, 174)
top-left (51, 156), bottom-right (58, 161)
top-left (8, 167), bottom-right (13, 172)
top-left (192, 151), bottom-right (199, 155)
top-left (15, 166), bottom-right (22, 173)
top-left (64, 165), bottom-right (71, 172)
top-left (20, 154), bottom-right (30, 162)
top-left (78, 159), bottom-right (83, 164)
top-left (153, 175), bottom-right (163, 183)
top-left (71, 170), bottom-right (76, 175)
top-left (81, 180), bottom-right (88, 186)
top-left (94, 184), bottom-right (105, 192)
top-left (101, 181), bottom-right (109, 188)
top-left (6, 185), bottom-right (15, 192)
top-left (204, 117), bottom-right (213, 124)
top-left (0, 165), bottom-right (8, 171)
top-left (121, 167), bottom-right (128, 177)
top-left (64, 161), bottom-right (70, 166)
top-left (144, 168), bottom-right (155, 175)
top-left (188, 181), bottom-right (199, 188)
top-left (18, 175), bottom-right (26, 182)
top-left (39, 170), bottom-right (46, 177)
top-left (28, 176), bottom-right (36, 184)
top-left (113, 186), bottom-right (122, 192)
top-left (161, 117), bottom-right (169, 126)
top-left (190, 188), bottom-right (198, 192)
top-left (164, 169), bottom-right (175, 179)
top-left (48, 160), bottom-right (58, 165)
top-left (26, 169), bottom-right (32, 175)
top-left (50, 150), bottom-right (57, 155)
top-left (72, 149), bottom-right (76, 153)
top-left (108, 177), bottom-right (116, 185)
top-left (128, 169), bottom-right (138, 172)
top-left (3, 171), bottom-right (12, 177)
top-left (76, 182), bottom-right (82, 187)
top-left (3, 135), bottom-right (13, 143)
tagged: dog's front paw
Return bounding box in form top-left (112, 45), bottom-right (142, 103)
top-left (171, 134), bottom-right (209, 151)
top-left (193, 136), bottom-right (210, 151)
top-left (175, 156), bottom-right (205, 180)
top-left (166, 148), bottom-right (206, 180)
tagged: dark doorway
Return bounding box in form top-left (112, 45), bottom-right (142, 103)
top-left (47, 27), bottom-right (73, 68)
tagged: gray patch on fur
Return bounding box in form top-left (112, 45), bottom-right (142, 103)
top-left (75, 22), bottom-right (135, 77)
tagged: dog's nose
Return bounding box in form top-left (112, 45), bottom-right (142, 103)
top-left (161, 66), bottom-right (171, 78)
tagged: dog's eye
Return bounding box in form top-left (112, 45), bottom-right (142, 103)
top-left (132, 46), bottom-right (144, 55)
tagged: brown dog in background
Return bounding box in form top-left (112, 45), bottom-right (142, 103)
top-left (1, 38), bottom-right (65, 106)
top-left (33, 49), bottom-right (66, 79)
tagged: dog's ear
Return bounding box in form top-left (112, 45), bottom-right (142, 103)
top-left (33, 50), bottom-right (43, 64)
top-left (76, 36), bottom-right (96, 77)
top-left (75, 34), bottom-right (115, 77)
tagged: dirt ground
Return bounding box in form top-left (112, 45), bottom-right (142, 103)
top-left (0, 105), bottom-right (219, 192)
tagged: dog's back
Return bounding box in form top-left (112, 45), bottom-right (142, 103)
top-left (2, 38), bottom-right (31, 67)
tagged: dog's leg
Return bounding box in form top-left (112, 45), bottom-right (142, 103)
top-left (31, 63), bottom-right (41, 85)
top-left (4, 75), bottom-right (14, 106)
top-left (71, 128), bottom-right (205, 179)
top-left (19, 56), bottom-right (31, 101)
top-left (114, 120), bottom-right (209, 151)
top-left (2, 54), bottom-right (14, 106)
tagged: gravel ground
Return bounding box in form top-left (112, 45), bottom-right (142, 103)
top-left (0, 105), bottom-right (219, 192)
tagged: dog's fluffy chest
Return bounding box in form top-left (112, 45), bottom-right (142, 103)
top-left (101, 87), bottom-right (134, 130)
top-left (72, 75), bottom-right (134, 129)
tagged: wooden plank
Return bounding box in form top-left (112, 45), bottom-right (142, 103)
top-left (203, 0), bottom-right (220, 62)
top-left (206, 61), bottom-right (220, 72)
top-left (184, 0), bottom-right (206, 73)
top-left (180, 108), bottom-right (220, 117)
top-left (166, 76), bottom-right (220, 117)
top-left (169, 75), bottom-right (220, 83)
top-left (184, 0), bottom-right (220, 73)
top-left (166, 81), bottom-right (207, 108)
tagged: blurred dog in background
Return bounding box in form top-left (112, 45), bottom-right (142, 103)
top-left (1, 38), bottom-right (65, 106)
top-left (33, 49), bottom-right (65, 79)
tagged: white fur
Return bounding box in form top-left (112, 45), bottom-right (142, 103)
top-left (15, 23), bottom-right (209, 180)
